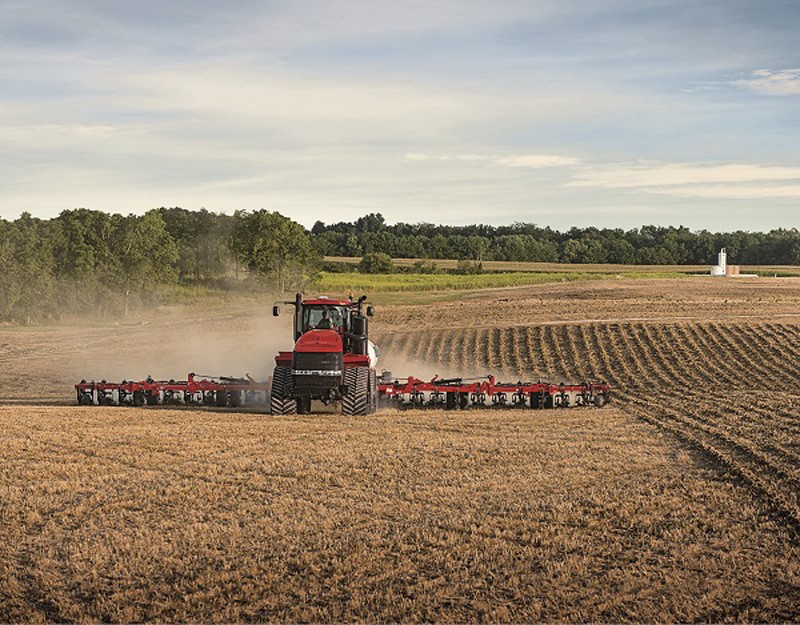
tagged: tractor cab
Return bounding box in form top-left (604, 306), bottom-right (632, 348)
top-left (273, 294), bottom-right (373, 343)
top-left (301, 301), bottom-right (349, 334)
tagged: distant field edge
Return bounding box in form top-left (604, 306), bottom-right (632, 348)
top-left (324, 256), bottom-right (800, 276)
top-left (314, 270), bottom-right (691, 296)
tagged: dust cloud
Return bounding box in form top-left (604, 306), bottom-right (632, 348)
top-left (78, 311), bottom-right (293, 382)
top-left (375, 347), bottom-right (485, 384)
top-left (0, 305), bottom-right (296, 401)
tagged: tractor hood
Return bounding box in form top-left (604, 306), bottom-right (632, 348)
top-left (295, 329), bottom-right (343, 353)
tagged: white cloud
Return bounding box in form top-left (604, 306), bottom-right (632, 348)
top-left (569, 162), bottom-right (800, 188)
top-left (729, 69), bottom-right (800, 96)
top-left (495, 154), bottom-right (580, 168)
top-left (567, 160), bottom-right (800, 201)
top-left (404, 152), bottom-right (580, 168)
top-left (640, 184), bottom-right (800, 200)
top-left (2, 2), bottom-right (800, 229)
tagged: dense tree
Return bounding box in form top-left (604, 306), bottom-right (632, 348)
top-left (0, 214), bottom-right (58, 323)
top-left (232, 210), bottom-right (319, 291)
top-left (311, 214), bottom-right (800, 267)
top-left (158, 207), bottom-right (234, 281)
top-left (0, 208), bottom-right (319, 323)
top-left (358, 252), bottom-right (394, 274)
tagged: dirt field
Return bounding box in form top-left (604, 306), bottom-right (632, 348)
top-left (1, 277), bottom-right (799, 622)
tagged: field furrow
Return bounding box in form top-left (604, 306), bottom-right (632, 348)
top-left (375, 317), bottom-right (800, 542)
top-left (543, 325), bottom-right (573, 382)
top-left (586, 323), bottom-right (626, 386)
top-left (558, 325), bottom-right (586, 381)
top-left (470, 328), bottom-right (483, 372)
top-left (492, 328), bottom-right (517, 380)
top-left (422, 330), bottom-right (441, 364)
top-left (636, 324), bottom-right (688, 384)
top-left (713, 323), bottom-right (785, 386)
top-left (690, 323), bottom-right (750, 385)
top-left (651, 324), bottom-right (712, 388)
top-left (436, 329), bottom-right (453, 369)
top-left (744, 323), bottom-right (800, 378)
top-left (531, 325), bottom-right (558, 380)
top-left (464, 328), bottom-right (482, 372)
top-left (623, 392), bottom-right (800, 529)
top-left (576, 324), bottom-right (611, 383)
top-left (514, 327), bottom-right (530, 378)
top-left (661, 323), bottom-right (733, 386)
top-left (621, 324), bottom-right (674, 388)
top-left (733, 323), bottom-right (799, 377)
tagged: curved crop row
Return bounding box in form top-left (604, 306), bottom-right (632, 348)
top-left (374, 320), bottom-right (800, 530)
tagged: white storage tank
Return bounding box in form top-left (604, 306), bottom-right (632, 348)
top-left (710, 247), bottom-right (727, 276)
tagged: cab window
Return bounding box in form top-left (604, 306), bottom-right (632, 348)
top-left (303, 306), bottom-right (347, 332)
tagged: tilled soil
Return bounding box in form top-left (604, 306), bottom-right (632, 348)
top-left (1, 277), bottom-right (799, 622)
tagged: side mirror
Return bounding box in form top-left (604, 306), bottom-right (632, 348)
top-left (272, 305), bottom-right (280, 317)
top-left (366, 305), bottom-right (374, 317)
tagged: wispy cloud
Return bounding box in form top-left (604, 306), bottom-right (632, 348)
top-left (729, 69), bottom-right (800, 96)
top-left (641, 184), bottom-right (800, 199)
top-left (569, 162), bottom-right (800, 188)
top-left (405, 153), bottom-right (580, 168)
top-left (568, 161), bottom-right (800, 200)
top-left (1, 0), bottom-right (800, 230)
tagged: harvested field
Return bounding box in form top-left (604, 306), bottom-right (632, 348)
top-left (375, 277), bottom-right (800, 328)
top-left (1, 277), bottom-right (799, 622)
top-left (2, 406), bottom-right (798, 622)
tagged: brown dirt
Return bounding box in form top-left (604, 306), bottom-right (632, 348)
top-left (375, 276), bottom-right (800, 329)
top-left (1, 277), bottom-right (799, 622)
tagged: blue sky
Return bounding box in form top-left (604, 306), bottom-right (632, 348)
top-left (1, 0), bottom-right (798, 230)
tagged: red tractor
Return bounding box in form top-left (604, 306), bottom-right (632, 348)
top-left (270, 293), bottom-right (378, 415)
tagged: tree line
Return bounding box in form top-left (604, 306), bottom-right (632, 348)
top-left (1, 207), bottom-right (798, 323)
top-left (0, 208), bottom-right (316, 323)
top-left (313, 213), bottom-right (800, 266)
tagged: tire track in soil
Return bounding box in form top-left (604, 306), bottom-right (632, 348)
top-left (623, 391), bottom-right (800, 531)
top-left (658, 387), bottom-right (800, 486)
top-left (486, 318), bottom-right (800, 535)
top-left (589, 321), bottom-right (800, 534)
top-left (376, 318), bottom-right (800, 533)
